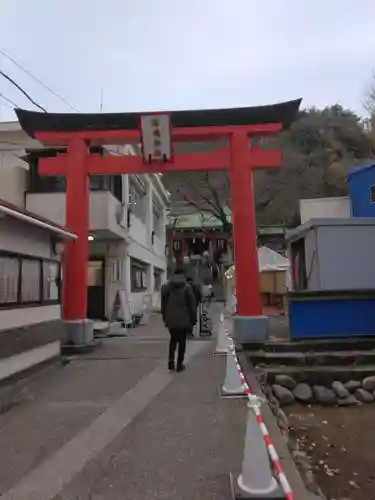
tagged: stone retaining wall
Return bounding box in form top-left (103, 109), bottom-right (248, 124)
top-left (267, 374), bottom-right (375, 407)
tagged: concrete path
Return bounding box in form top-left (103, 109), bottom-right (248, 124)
top-left (0, 306), bottom-right (246, 500)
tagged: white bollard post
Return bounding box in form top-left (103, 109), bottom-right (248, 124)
top-left (221, 345), bottom-right (246, 397)
top-left (215, 312), bottom-right (229, 355)
top-left (231, 396), bottom-right (283, 499)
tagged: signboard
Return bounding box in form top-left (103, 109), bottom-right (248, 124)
top-left (110, 288), bottom-right (132, 325)
top-left (140, 113), bottom-right (172, 163)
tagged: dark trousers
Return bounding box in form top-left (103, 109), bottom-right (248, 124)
top-left (168, 329), bottom-right (187, 366)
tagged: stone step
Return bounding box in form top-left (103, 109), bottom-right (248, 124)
top-left (243, 336), bottom-right (375, 353)
top-left (260, 365), bottom-right (375, 386)
top-left (247, 349), bottom-right (375, 367)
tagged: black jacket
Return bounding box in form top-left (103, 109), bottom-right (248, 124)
top-left (161, 275), bottom-right (197, 330)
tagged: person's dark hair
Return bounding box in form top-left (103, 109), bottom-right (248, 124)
top-left (174, 267), bottom-right (185, 276)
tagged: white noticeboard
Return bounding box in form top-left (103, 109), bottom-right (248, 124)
top-left (140, 113), bottom-right (172, 162)
top-left (111, 288), bottom-right (132, 325)
top-left (119, 289), bottom-right (132, 325)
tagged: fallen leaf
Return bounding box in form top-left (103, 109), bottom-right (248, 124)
top-left (349, 480), bottom-right (360, 489)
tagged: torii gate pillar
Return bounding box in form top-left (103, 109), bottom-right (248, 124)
top-left (229, 131), bottom-right (267, 342)
top-left (16, 100), bottom-right (301, 348)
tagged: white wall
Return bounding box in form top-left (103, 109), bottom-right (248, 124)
top-left (125, 174), bottom-right (167, 313)
top-left (0, 151), bottom-right (28, 208)
top-left (0, 216), bottom-right (54, 258)
top-left (0, 340), bottom-right (60, 382)
top-left (26, 191), bottom-right (128, 240)
top-left (89, 241), bottom-right (127, 318)
top-left (0, 305), bottom-right (60, 332)
top-left (300, 197), bottom-right (352, 224)
top-left (27, 176), bottom-right (168, 317)
top-left (0, 126), bottom-right (43, 208)
top-left (0, 218), bottom-right (62, 331)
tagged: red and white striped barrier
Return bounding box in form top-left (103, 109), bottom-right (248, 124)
top-left (224, 324), bottom-right (294, 500)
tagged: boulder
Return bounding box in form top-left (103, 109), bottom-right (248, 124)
top-left (338, 394), bottom-right (359, 406)
top-left (272, 384), bottom-right (295, 406)
top-left (276, 408), bottom-right (289, 430)
top-left (332, 381), bottom-right (350, 399)
top-left (313, 385), bottom-right (337, 406)
top-left (355, 388), bottom-right (374, 403)
top-left (275, 374), bottom-right (297, 391)
top-left (362, 375), bottom-right (375, 392)
top-left (344, 380), bottom-right (361, 392)
top-left (293, 383), bottom-right (313, 403)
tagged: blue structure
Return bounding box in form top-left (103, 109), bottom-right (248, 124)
top-left (348, 162), bottom-right (375, 217)
top-left (285, 162), bottom-right (375, 341)
top-left (289, 291), bottom-right (375, 339)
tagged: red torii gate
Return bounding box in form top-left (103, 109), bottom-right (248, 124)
top-left (16, 100), bottom-right (300, 344)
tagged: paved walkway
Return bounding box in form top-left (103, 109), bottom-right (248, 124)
top-left (0, 305), bottom-right (246, 500)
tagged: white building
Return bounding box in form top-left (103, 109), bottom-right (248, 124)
top-left (0, 121), bottom-right (169, 324)
top-left (299, 197), bottom-right (352, 224)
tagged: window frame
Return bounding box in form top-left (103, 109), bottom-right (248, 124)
top-left (130, 258), bottom-right (149, 293)
top-left (0, 250), bottom-right (61, 310)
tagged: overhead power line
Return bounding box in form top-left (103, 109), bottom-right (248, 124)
top-left (0, 92), bottom-right (19, 108)
top-left (0, 48), bottom-right (79, 112)
top-left (0, 68), bottom-right (47, 112)
top-left (0, 97), bottom-right (12, 110)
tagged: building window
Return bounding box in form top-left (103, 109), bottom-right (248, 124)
top-left (130, 258), bottom-right (148, 292)
top-left (129, 183), bottom-right (146, 223)
top-left (87, 260), bottom-right (104, 287)
top-left (0, 251), bottom-right (61, 308)
top-left (28, 157), bottom-right (122, 200)
top-left (43, 261), bottom-right (60, 301)
top-left (370, 185), bottom-right (375, 204)
top-left (21, 259), bottom-right (41, 303)
top-left (154, 269), bottom-right (163, 291)
top-left (152, 197), bottom-right (163, 237)
top-left (0, 256), bottom-right (20, 304)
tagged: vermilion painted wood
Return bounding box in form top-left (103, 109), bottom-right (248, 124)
top-left (229, 131), bottom-right (263, 315)
top-left (34, 123), bottom-right (282, 145)
top-left (63, 139), bottom-right (89, 321)
top-left (38, 148), bottom-right (281, 177)
top-left (37, 123), bottom-right (283, 319)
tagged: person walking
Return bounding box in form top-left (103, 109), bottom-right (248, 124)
top-left (201, 280), bottom-right (213, 313)
top-left (161, 268), bottom-right (197, 372)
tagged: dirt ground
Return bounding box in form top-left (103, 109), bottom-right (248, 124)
top-left (286, 405), bottom-right (375, 500)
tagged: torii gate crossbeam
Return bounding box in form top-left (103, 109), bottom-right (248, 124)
top-left (16, 100), bottom-right (301, 346)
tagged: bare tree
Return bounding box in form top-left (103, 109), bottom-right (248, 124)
top-left (174, 171), bottom-right (279, 236)
top-left (363, 72), bottom-right (375, 115)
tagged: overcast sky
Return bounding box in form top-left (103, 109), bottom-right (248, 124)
top-left (1, 0), bottom-right (375, 121)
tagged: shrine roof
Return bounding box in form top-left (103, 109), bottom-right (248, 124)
top-left (15, 99), bottom-right (302, 137)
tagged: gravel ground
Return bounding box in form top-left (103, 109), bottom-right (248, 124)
top-left (286, 405), bottom-right (375, 500)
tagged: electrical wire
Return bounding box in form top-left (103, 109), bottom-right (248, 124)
top-left (0, 92), bottom-right (19, 108)
top-left (0, 97), bottom-right (13, 110)
top-left (0, 48), bottom-right (79, 112)
top-left (0, 68), bottom-right (47, 112)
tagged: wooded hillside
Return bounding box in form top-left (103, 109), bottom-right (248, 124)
top-left (162, 105), bottom-right (375, 230)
